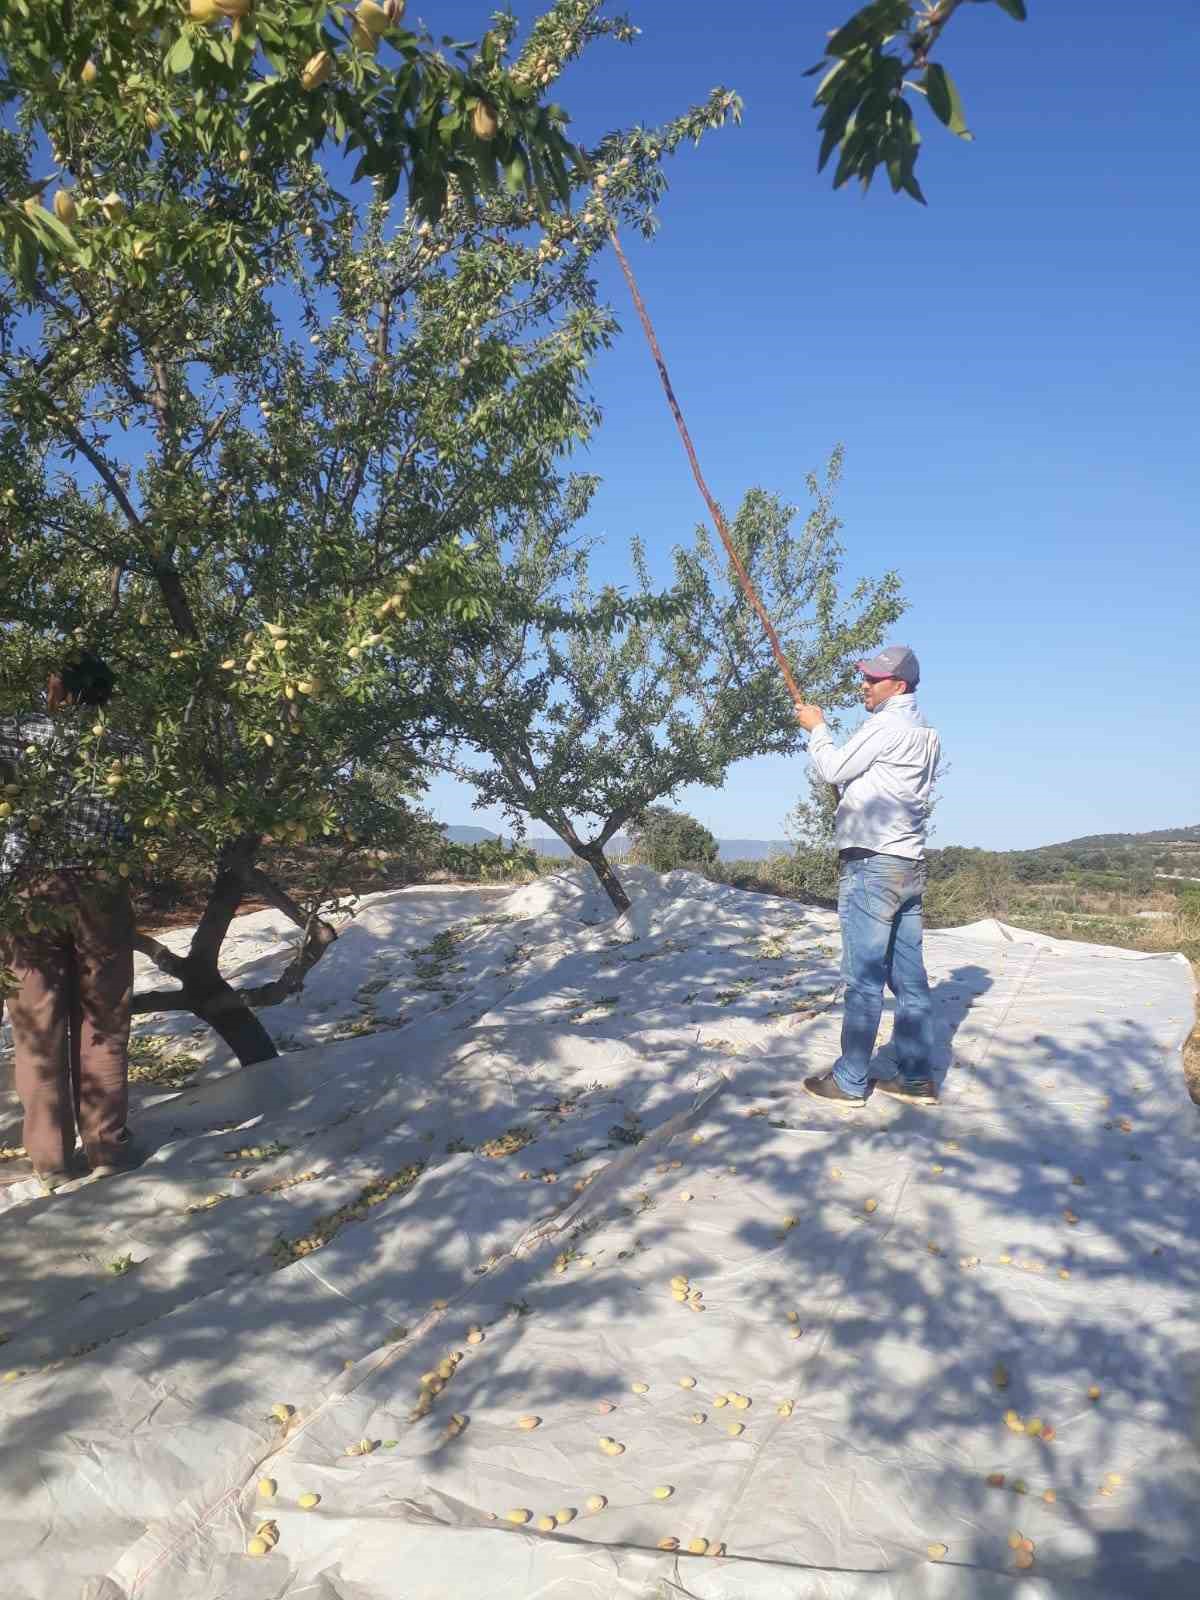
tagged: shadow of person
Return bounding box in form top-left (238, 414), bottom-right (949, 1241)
top-left (868, 961), bottom-right (993, 1094)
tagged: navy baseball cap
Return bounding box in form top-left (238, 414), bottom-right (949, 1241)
top-left (855, 644), bottom-right (919, 687)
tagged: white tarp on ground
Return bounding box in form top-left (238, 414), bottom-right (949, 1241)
top-left (0, 869), bottom-right (1197, 1600)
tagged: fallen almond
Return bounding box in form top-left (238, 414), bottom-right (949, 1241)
top-left (1015, 1550), bottom-right (1034, 1569)
top-left (863, 1198), bottom-right (879, 1214)
top-left (536, 1514), bottom-right (555, 1532)
top-left (927, 1543), bottom-right (948, 1561)
top-left (246, 1537), bottom-right (269, 1557)
top-left (725, 1422), bottom-right (745, 1437)
top-left (554, 1507), bottom-right (576, 1525)
top-left (690, 1411), bottom-right (706, 1424)
top-left (631, 1382), bottom-right (649, 1394)
top-left (658, 1535), bottom-right (680, 1550)
top-left (1043, 1489), bottom-right (1057, 1504)
top-left (517, 1415), bottom-right (541, 1430)
top-left (652, 1485), bottom-right (674, 1500)
top-left (505, 1508), bottom-right (531, 1524)
top-left (257, 1478), bottom-right (276, 1499)
top-left (585, 1494), bottom-right (607, 1513)
top-left (679, 1376), bottom-right (697, 1389)
top-left (297, 1492), bottom-right (320, 1509)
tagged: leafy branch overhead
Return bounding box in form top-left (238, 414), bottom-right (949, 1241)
top-left (809, 0), bottom-right (1028, 202)
top-left (0, 0), bottom-right (663, 288)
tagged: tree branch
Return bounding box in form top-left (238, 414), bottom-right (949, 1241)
top-left (132, 930), bottom-right (189, 982)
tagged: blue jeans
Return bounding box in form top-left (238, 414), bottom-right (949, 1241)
top-left (832, 851), bottom-right (934, 1098)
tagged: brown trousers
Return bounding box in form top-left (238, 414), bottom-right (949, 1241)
top-left (2, 871), bottom-right (133, 1173)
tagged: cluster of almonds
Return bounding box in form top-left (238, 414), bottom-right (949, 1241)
top-left (245, 1471), bottom-right (321, 1557)
top-left (669, 1274), bottom-right (705, 1312)
top-left (502, 1496), bottom-right (605, 1528)
top-left (659, 1536), bottom-right (726, 1556)
top-left (1001, 1407), bottom-right (1056, 1442)
top-left (987, 1472), bottom-right (1056, 1504)
top-left (409, 1348), bottom-right (465, 1422)
top-left (1008, 1530), bottom-right (1037, 1570)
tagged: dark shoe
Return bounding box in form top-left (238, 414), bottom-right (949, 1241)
top-left (872, 1076), bottom-right (939, 1106)
top-left (89, 1128), bottom-right (142, 1178)
top-left (802, 1071), bottom-right (867, 1108)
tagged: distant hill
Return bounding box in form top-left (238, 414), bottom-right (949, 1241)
top-left (1033, 825), bottom-right (1200, 854)
top-left (444, 825), bottom-right (500, 845)
top-left (443, 824), bottom-right (791, 862)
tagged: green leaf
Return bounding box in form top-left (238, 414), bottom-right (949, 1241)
top-left (923, 63), bottom-right (972, 139)
top-left (166, 33), bottom-right (194, 76)
top-left (992, 0), bottom-right (1027, 18)
top-left (826, 0), bottom-right (912, 60)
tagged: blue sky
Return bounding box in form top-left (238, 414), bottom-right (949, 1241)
top-left (425, 0), bottom-right (1200, 850)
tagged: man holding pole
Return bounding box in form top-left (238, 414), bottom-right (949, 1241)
top-left (794, 645), bottom-right (942, 1108)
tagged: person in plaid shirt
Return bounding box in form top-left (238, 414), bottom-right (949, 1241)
top-left (0, 654), bottom-right (138, 1192)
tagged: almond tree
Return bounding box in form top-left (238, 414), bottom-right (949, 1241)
top-left (441, 459), bottom-right (906, 911)
top-left (0, 4), bottom-right (739, 1060)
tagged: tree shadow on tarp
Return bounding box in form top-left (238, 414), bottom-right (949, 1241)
top-left (0, 897), bottom-right (1196, 1600)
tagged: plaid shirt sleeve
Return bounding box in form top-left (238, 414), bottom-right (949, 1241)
top-left (0, 713), bottom-right (131, 879)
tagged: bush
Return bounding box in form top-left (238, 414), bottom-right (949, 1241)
top-left (628, 806), bottom-right (719, 874)
top-left (439, 837), bottom-right (538, 882)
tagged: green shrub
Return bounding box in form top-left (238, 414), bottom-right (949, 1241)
top-left (627, 806), bottom-right (719, 874)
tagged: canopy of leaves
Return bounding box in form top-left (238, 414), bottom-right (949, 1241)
top-left (0, 0), bottom-right (674, 288)
top-left (0, 5), bottom-right (739, 1046)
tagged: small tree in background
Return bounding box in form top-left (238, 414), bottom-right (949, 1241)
top-left (780, 766), bottom-right (842, 903)
top-left (441, 457), bottom-right (905, 910)
top-left (628, 806), bottom-right (718, 874)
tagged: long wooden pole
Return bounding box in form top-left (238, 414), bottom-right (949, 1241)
top-left (606, 223), bottom-right (806, 713)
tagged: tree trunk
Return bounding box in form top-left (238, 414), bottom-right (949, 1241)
top-left (180, 961), bottom-right (280, 1064)
top-left (574, 842), bottom-right (631, 914)
top-left (129, 835), bottom-right (346, 1067)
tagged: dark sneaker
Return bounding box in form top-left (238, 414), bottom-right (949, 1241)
top-left (89, 1129), bottom-right (142, 1178)
top-left (872, 1076), bottom-right (939, 1106)
top-left (802, 1071), bottom-right (867, 1108)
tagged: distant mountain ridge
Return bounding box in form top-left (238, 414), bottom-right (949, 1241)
top-left (442, 825), bottom-right (791, 862)
top-left (444, 822), bottom-right (1200, 861)
top-left (1034, 824), bottom-right (1200, 852)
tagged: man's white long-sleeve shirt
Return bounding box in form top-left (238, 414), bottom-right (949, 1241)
top-left (806, 694), bottom-right (940, 860)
